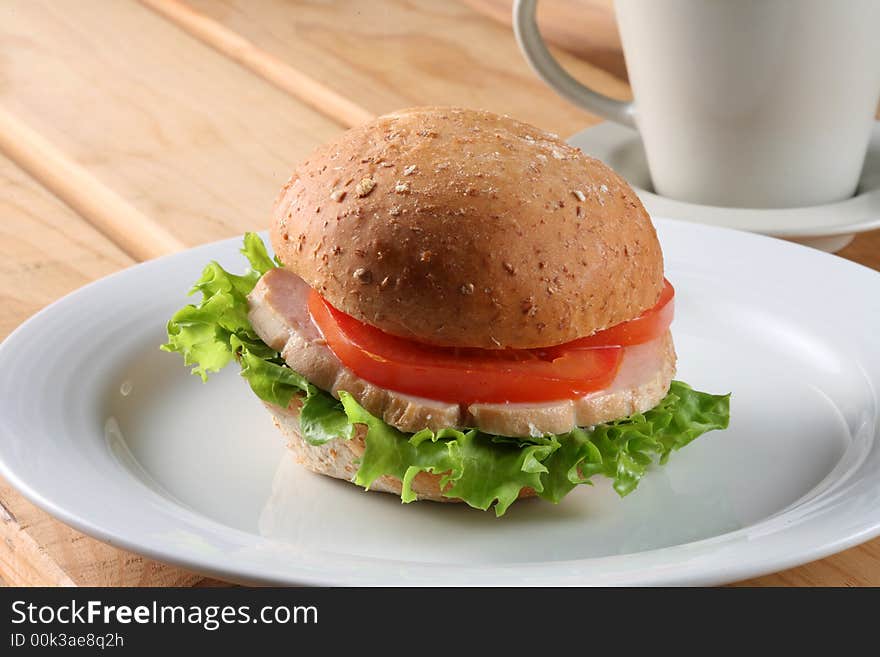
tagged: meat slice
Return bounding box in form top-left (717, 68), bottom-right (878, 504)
top-left (248, 268), bottom-right (676, 437)
top-left (467, 336), bottom-right (676, 436)
top-left (249, 268), bottom-right (460, 430)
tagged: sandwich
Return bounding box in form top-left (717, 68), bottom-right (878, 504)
top-left (163, 107), bottom-right (729, 516)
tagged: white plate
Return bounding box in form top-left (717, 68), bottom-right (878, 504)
top-left (1, 221), bottom-right (879, 586)
top-left (569, 122), bottom-right (880, 253)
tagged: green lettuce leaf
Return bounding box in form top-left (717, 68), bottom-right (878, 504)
top-left (338, 383), bottom-right (728, 515)
top-left (164, 234), bottom-right (730, 516)
top-left (339, 393), bottom-right (461, 503)
top-left (443, 432), bottom-right (559, 515)
top-left (536, 381), bottom-right (730, 502)
top-left (161, 232), bottom-right (275, 380)
top-left (162, 233), bottom-right (351, 445)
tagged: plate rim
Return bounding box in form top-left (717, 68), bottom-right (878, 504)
top-left (2, 220), bottom-right (880, 586)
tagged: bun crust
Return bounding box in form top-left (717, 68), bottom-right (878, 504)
top-left (271, 106), bottom-right (663, 349)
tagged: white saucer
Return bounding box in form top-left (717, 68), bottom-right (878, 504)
top-left (568, 122), bottom-right (880, 252)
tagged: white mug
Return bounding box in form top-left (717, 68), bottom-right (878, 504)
top-left (514, 0), bottom-right (880, 208)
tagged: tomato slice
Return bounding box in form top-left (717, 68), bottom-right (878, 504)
top-left (307, 279), bottom-right (674, 405)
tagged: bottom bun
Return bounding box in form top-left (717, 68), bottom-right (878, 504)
top-left (267, 401), bottom-right (534, 503)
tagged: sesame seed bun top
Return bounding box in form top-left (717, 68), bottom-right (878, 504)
top-left (270, 107), bottom-right (664, 349)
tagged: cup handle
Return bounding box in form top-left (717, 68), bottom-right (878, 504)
top-left (513, 0), bottom-right (636, 128)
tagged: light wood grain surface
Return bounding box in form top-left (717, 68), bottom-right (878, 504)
top-left (0, 0), bottom-right (878, 587)
top-left (0, 0), bottom-right (340, 250)
top-left (462, 0), bottom-right (627, 80)
top-left (164, 0), bottom-right (629, 134)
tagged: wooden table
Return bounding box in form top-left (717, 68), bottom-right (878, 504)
top-left (1, 0), bottom-right (878, 587)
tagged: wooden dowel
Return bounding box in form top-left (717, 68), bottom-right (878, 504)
top-left (0, 107), bottom-right (185, 262)
top-left (140, 0), bottom-right (375, 129)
